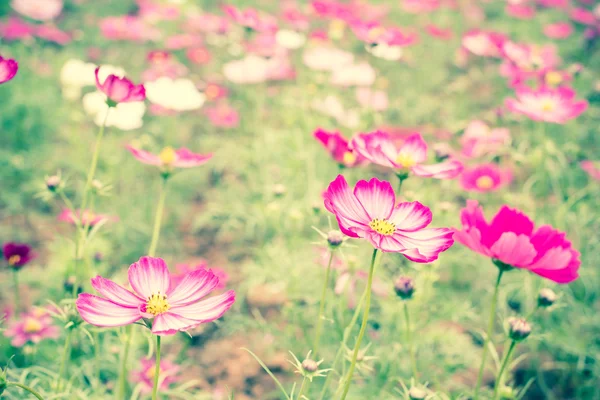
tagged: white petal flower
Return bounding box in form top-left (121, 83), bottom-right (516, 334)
top-left (145, 77), bottom-right (206, 111)
top-left (83, 91), bottom-right (145, 131)
top-left (303, 47), bottom-right (354, 71)
top-left (223, 55), bottom-right (270, 84)
top-left (276, 29), bottom-right (306, 50)
top-left (330, 62), bottom-right (376, 87)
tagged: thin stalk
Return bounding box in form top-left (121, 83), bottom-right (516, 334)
top-left (148, 178), bottom-right (168, 257)
top-left (493, 340), bottom-right (517, 400)
top-left (115, 325), bottom-right (135, 399)
top-left (81, 108), bottom-right (110, 211)
top-left (56, 329), bottom-right (73, 392)
top-left (313, 251), bottom-right (334, 357)
top-left (403, 302), bottom-right (418, 380)
top-left (152, 335), bottom-right (162, 400)
top-left (474, 268), bottom-right (504, 399)
top-left (339, 249), bottom-right (379, 400)
top-left (6, 382), bottom-right (45, 400)
top-left (297, 377), bottom-right (307, 400)
top-left (12, 269), bottom-right (20, 313)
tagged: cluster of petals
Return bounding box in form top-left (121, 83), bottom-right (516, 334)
top-left (324, 175), bottom-right (454, 262)
top-left (0, 17), bottom-right (71, 45)
top-left (4, 308), bottom-right (60, 347)
top-left (454, 201), bottom-right (580, 283)
top-left (222, 5), bottom-right (278, 33)
top-left (76, 256), bottom-right (236, 336)
top-left (0, 54), bottom-right (18, 84)
top-left (460, 164), bottom-right (512, 192)
top-left (3, 242), bottom-right (36, 268)
top-left (505, 86), bottom-right (588, 124)
top-left (351, 131), bottom-right (463, 179)
top-left (314, 128), bottom-right (366, 167)
top-left (126, 145), bottom-right (212, 170)
top-left (500, 42), bottom-right (561, 86)
top-left (58, 209), bottom-right (116, 227)
top-left (95, 67), bottom-right (146, 104)
top-left (99, 16), bottom-right (161, 42)
top-left (351, 21), bottom-right (419, 47)
top-left (460, 120), bottom-right (511, 159)
top-left (462, 29), bottom-right (508, 57)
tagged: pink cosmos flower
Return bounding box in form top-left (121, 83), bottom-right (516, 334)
top-left (186, 47), bottom-right (212, 65)
top-left (351, 21), bottom-right (419, 46)
top-left (402, 0), bottom-right (441, 14)
top-left (0, 55), bottom-right (18, 84)
top-left (0, 17), bottom-right (35, 41)
top-left (35, 24), bottom-right (71, 45)
top-left (11, 0), bottom-right (63, 21)
top-left (581, 161), bottom-right (600, 181)
top-left (165, 34), bottom-right (203, 50)
top-left (462, 30), bottom-right (508, 57)
top-left (506, 4), bottom-right (536, 19)
top-left (505, 86), bottom-right (588, 124)
top-left (172, 262), bottom-right (229, 290)
top-left (543, 22), bottom-right (574, 39)
top-left (500, 42), bottom-right (561, 86)
top-left (76, 256), bottom-right (235, 336)
top-left (205, 103), bottom-right (240, 128)
top-left (99, 16), bottom-right (161, 42)
top-left (355, 87), bottom-right (389, 111)
top-left (570, 7), bottom-right (597, 25)
top-left (137, 0), bottom-right (180, 22)
top-left (222, 5), bottom-right (278, 33)
top-left (314, 128), bottom-right (365, 167)
top-left (460, 120), bottom-right (511, 159)
top-left (324, 175), bottom-right (454, 261)
top-left (281, 6), bottom-right (310, 31)
top-left (454, 200), bottom-right (580, 283)
top-left (142, 51), bottom-right (188, 83)
top-left (95, 67), bottom-right (145, 105)
top-left (131, 357), bottom-right (181, 393)
top-left (204, 83), bottom-right (228, 102)
top-left (58, 209), bottom-right (116, 227)
top-left (126, 145), bottom-right (212, 171)
top-left (459, 164), bottom-right (512, 192)
top-left (4, 308), bottom-right (60, 347)
top-left (351, 131), bottom-right (463, 179)
top-left (425, 24), bottom-right (453, 40)
top-left (3, 242), bottom-right (36, 269)
top-left (184, 13), bottom-right (230, 34)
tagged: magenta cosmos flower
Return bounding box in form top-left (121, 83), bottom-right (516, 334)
top-left (454, 200), bottom-right (580, 283)
top-left (314, 128), bottom-right (366, 168)
top-left (324, 175), bottom-right (454, 262)
top-left (76, 257), bottom-right (235, 336)
top-left (126, 145), bottom-right (212, 174)
top-left (131, 357), bottom-right (181, 394)
top-left (58, 209), bottom-right (116, 227)
top-left (0, 54), bottom-right (18, 84)
top-left (505, 86), bottom-right (588, 124)
top-left (95, 67), bottom-right (146, 105)
top-left (459, 164), bottom-right (512, 193)
top-left (351, 131), bottom-right (463, 179)
top-left (4, 308), bottom-right (60, 347)
top-left (222, 5), bottom-right (278, 33)
top-left (3, 242), bottom-right (36, 269)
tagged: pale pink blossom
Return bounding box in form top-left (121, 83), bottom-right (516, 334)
top-left (505, 86), bottom-right (588, 123)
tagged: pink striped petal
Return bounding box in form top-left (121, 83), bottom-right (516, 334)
top-left (529, 248), bottom-right (579, 283)
top-left (167, 268), bottom-right (220, 307)
top-left (151, 312), bottom-right (201, 336)
top-left (490, 232), bottom-right (536, 267)
top-left (91, 276), bottom-right (144, 307)
top-left (411, 159), bottom-right (463, 179)
top-left (169, 290), bottom-right (235, 323)
top-left (126, 145), bottom-right (162, 166)
top-left (389, 201), bottom-right (432, 232)
top-left (324, 175), bottom-right (370, 236)
top-left (484, 206), bottom-right (534, 247)
top-left (76, 294), bottom-right (142, 327)
top-left (397, 133), bottom-right (427, 164)
top-left (392, 228), bottom-right (455, 262)
top-left (353, 177), bottom-right (395, 220)
top-left (128, 257), bottom-right (171, 299)
top-left (172, 148), bottom-right (213, 168)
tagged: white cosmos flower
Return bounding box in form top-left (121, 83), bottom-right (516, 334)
top-left (223, 55), bottom-right (270, 84)
top-left (302, 46), bottom-right (354, 71)
top-left (330, 62), bottom-right (376, 87)
top-left (60, 60), bottom-right (126, 99)
top-left (83, 91), bottom-right (145, 131)
top-left (276, 29), bottom-right (306, 50)
top-left (145, 77), bottom-right (206, 111)
top-left (367, 43), bottom-right (403, 61)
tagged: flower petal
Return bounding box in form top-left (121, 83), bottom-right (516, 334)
top-left (389, 201), bottom-right (432, 232)
top-left (169, 290), bottom-right (235, 323)
top-left (76, 293), bottom-right (142, 328)
top-left (490, 232), bottom-right (536, 267)
top-left (91, 276), bottom-right (143, 307)
top-left (392, 228), bottom-right (455, 262)
top-left (126, 145), bottom-right (162, 166)
top-left (128, 257), bottom-right (171, 299)
top-left (353, 177), bottom-right (395, 220)
top-left (484, 206), bottom-right (534, 247)
top-left (411, 159), bottom-right (463, 179)
top-left (167, 268), bottom-right (220, 307)
top-left (324, 175), bottom-right (370, 237)
top-left (397, 133), bottom-right (428, 164)
top-left (151, 312), bottom-right (201, 336)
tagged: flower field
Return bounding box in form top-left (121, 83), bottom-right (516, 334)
top-left (0, 0), bottom-right (599, 399)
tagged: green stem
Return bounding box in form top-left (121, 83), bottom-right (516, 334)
top-left (339, 249), bottom-right (379, 400)
top-left (403, 302), bottom-right (418, 380)
top-left (313, 250), bottom-right (334, 357)
top-left (94, 331), bottom-right (101, 387)
top-left (152, 335), bottom-right (162, 400)
top-left (493, 340), bottom-right (517, 400)
top-left (6, 382), bottom-right (45, 400)
top-left (474, 268), bottom-right (504, 399)
top-left (12, 269), bottom-right (20, 313)
top-left (81, 108), bottom-right (110, 212)
top-left (115, 326), bottom-right (135, 399)
top-left (56, 330), bottom-right (73, 392)
top-left (297, 377), bottom-right (307, 400)
top-left (148, 178), bottom-right (168, 257)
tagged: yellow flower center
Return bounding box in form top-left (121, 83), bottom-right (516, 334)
top-left (475, 176), bottom-right (495, 190)
top-left (342, 151), bottom-right (357, 166)
top-left (8, 255), bottom-right (21, 265)
top-left (545, 71), bottom-right (562, 86)
top-left (146, 293), bottom-right (170, 316)
top-left (541, 99), bottom-right (555, 112)
top-left (368, 26), bottom-right (386, 42)
top-left (329, 19), bottom-right (346, 39)
top-left (23, 318), bottom-right (43, 333)
top-left (159, 147), bottom-right (177, 165)
top-left (205, 85), bottom-right (220, 100)
top-left (396, 153), bottom-right (416, 168)
top-left (369, 218), bottom-right (396, 236)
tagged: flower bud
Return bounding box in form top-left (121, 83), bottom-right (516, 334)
top-left (394, 276), bottom-right (415, 300)
top-left (327, 230), bottom-right (344, 248)
top-left (537, 288), bottom-right (557, 308)
top-left (508, 317), bottom-right (531, 341)
top-left (409, 387), bottom-right (427, 400)
top-left (301, 359), bottom-right (319, 373)
top-left (46, 175), bottom-right (61, 191)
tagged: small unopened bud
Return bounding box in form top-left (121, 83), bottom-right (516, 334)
top-left (327, 230), bottom-right (344, 248)
top-left (273, 184), bottom-right (286, 197)
top-left (537, 288), bottom-right (557, 308)
top-left (394, 276), bottom-right (415, 300)
top-left (301, 359), bottom-right (318, 373)
top-left (94, 252), bottom-right (103, 263)
top-left (409, 387), bottom-right (427, 400)
top-left (508, 318), bottom-right (531, 341)
top-left (92, 179), bottom-right (103, 190)
top-left (46, 175), bottom-right (61, 191)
